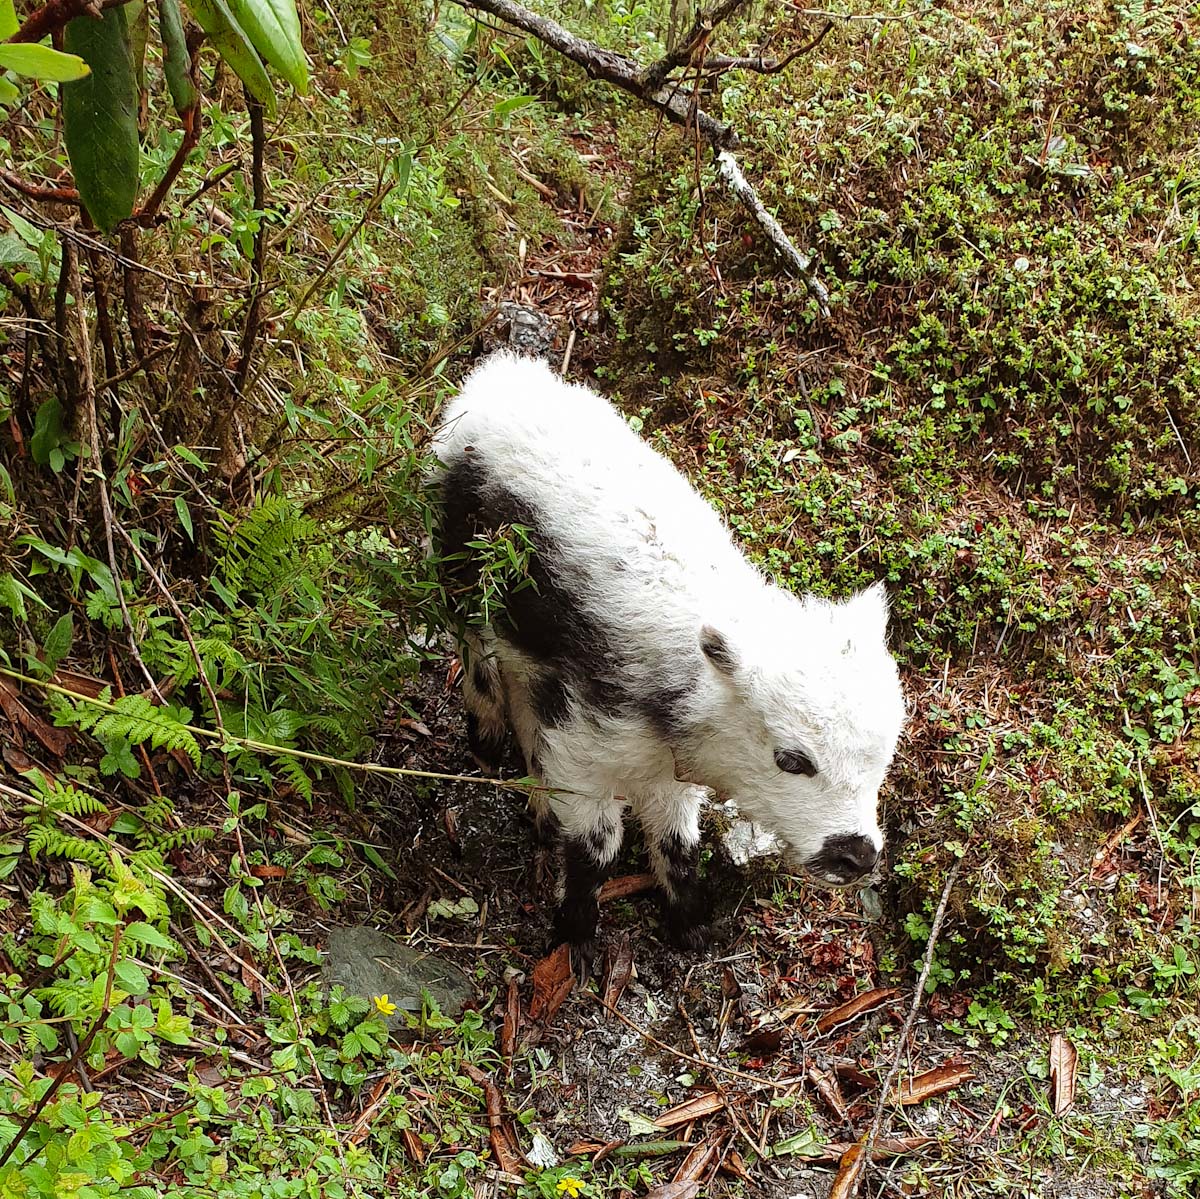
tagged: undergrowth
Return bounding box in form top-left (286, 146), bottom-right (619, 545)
top-left (1, 0), bottom-right (1198, 1195)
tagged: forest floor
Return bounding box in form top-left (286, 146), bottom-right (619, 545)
top-left (2, 1), bottom-right (1199, 1198)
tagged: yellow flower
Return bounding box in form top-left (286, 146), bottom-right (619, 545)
top-left (373, 994), bottom-right (397, 1015)
top-left (556, 1178), bottom-right (584, 1198)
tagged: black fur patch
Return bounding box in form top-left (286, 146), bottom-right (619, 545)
top-left (806, 833), bottom-right (879, 881)
top-left (554, 832), bottom-right (612, 948)
top-left (699, 625), bottom-right (737, 674)
top-left (640, 677), bottom-right (697, 740)
top-left (437, 456), bottom-right (626, 716)
top-left (471, 664), bottom-right (494, 699)
top-left (465, 711), bottom-right (508, 770)
top-left (655, 830), bottom-right (712, 949)
top-left (531, 672), bottom-right (572, 728)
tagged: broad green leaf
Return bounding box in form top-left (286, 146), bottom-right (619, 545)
top-left (187, 0), bottom-right (275, 111)
top-left (30, 396), bottom-right (67, 466)
top-left (42, 611), bottom-right (73, 669)
top-left (113, 958), bottom-right (149, 996)
top-left (0, 76), bottom-right (19, 106)
top-left (0, 0), bottom-right (17, 40)
top-left (158, 0), bottom-right (197, 114)
top-left (226, 0), bottom-right (306, 93)
top-left (125, 921), bottom-right (177, 952)
top-left (0, 44), bottom-right (90, 83)
top-left (63, 8), bottom-right (139, 231)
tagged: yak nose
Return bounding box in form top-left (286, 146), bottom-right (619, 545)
top-left (809, 833), bottom-right (880, 884)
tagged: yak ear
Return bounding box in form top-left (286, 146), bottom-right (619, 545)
top-left (699, 625), bottom-right (738, 675)
top-left (843, 581), bottom-right (890, 643)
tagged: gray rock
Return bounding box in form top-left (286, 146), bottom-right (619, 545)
top-left (484, 302), bottom-right (557, 359)
top-left (323, 926), bottom-right (473, 1025)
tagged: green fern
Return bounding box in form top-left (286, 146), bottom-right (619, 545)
top-left (26, 823), bottom-right (110, 872)
top-left (23, 769), bottom-right (108, 818)
top-left (274, 755), bottom-right (314, 804)
top-left (215, 497), bottom-right (321, 598)
top-left (91, 694), bottom-right (202, 771)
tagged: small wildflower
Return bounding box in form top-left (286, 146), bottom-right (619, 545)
top-left (373, 994), bottom-right (397, 1016)
top-left (556, 1178), bottom-right (585, 1198)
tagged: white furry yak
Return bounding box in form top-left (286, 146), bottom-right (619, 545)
top-left (431, 351), bottom-right (906, 950)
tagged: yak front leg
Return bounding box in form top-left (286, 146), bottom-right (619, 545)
top-left (636, 784), bottom-right (712, 951)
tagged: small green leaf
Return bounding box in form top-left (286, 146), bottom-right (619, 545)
top-left (0, 44), bottom-right (91, 83)
top-left (128, 0), bottom-right (149, 91)
top-left (113, 959), bottom-right (149, 996)
top-left (158, 0), bottom-right (197, 114)
top-left (188, 0), bottom-right (275, 111)
top-left (226, 0), bottom-right (307, 93)
top-left (0, 0), bottom-right (18, 40)
top-left (42, 611), bottom-right (73, 669)
top-left (0, 76), bottom-right (20, 106)
top-left (125, 921), bottom-right (177, 953)
top-left (63, 7), bottom-right (140, 231)
top-left (174, 494), bottom-right (194, 541)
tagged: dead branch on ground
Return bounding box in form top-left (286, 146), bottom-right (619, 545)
top-left (450, 0), bottom-right (831, 314)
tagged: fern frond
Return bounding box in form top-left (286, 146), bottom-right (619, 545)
top-left (26, 824), bottom-right (109, 872)
top-left (274, 756), bottom-right (313, 804)
top-left (91, 695), bottom-right (202, 768)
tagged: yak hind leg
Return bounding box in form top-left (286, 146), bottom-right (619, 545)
top-left (460, 632), bottom-right (510, 772)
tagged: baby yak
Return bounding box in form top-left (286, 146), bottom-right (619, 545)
top-left (431, 352), bottom-right (905, 953)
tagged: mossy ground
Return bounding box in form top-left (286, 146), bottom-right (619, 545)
top-left (1, 0), bottom-right (1198, 1196)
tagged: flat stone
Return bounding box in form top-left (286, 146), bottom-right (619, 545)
top-left (323, 926), bottom-right (473, 1025)
top-left (723, 819), bottom-right (783, 866)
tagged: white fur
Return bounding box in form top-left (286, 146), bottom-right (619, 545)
top-left (432, 351), bottom-right (906, 889)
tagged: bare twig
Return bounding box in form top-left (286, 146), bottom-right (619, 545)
top-left (65, 241), bottom-right (164, 700)
top-left (698, 20), bottom-right (834, 75)
top-left (839, 856), bottom-right (963, 1199)
top-left (450, 0), bottom-right (831, 311)
top-left (0, 169), bottom-right (81, 206)
top-left (716, 150), bottom-right (829, 313)
top-left (643, 0), bottom-right (751, 89)
top-left (135, 103), bottom-right (202, 224)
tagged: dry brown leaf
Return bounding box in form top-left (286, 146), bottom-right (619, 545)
top-left (601, 934), bottom-right (634, 1013)
top-left (566, 1140), bottom-right (607, 1156)
top-left (827, 1140), bottom-right (867, 1199)
top-left (654, 1091), bottom-right (725, 1128)
top-left (50, 669), bottom-right (108, 698)
top-left (529, 943), bottom-right (573, 1022)
top-left (349, 1073), bottom-right (395, 1146)
top-left (671, 1132), bottom-right (723, 1183)
top-left (0, 677), bottom-right (71, 757)
top-left (771, 994), bottom-right (814, 1022)
top-left (642, 1184), bottom-right (699, 1199)
top-left (738, 1024), bottom-right (785, 1055)
top-left (816, 987), bottom-right (899, 1035)
top-left (808, 1066), bottom-right (848, 1121)
top-left (401, 1128), bottom-right (426, 1163)
top-left (598, 872), bottom-right (656, 902)
top-left (1050, 1032), bottom-right (1077, 1115)
top-left (462, 1063), bottom-right (524, 1174)
top-left (501, 978), bottom-right (520, 1071)
top-left (834, 1062), bottom-right (878, 1090)
top-left (719, 1148), bottom-right (752, 1180)
top-left (890, 1061), bottom-right (975, 1105)
top-left (248, 864), bottom-right (287, 880)
top-left (816, 1136), bottom-right (934, 1164)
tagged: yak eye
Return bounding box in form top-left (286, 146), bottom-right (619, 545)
top-left (774, 748), bottom-right (818, 777)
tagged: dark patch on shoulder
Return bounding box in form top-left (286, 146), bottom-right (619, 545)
top-left (639, 676), bottom-right (697, 740)
top-left (531, 672), bottom-right (572, 727)
top-left (471, 664), bottom-right (493, 699)
top-left (435, 456), bottom-right (627, 715)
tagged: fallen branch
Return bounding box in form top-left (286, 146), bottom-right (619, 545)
top-left (451, 0), bottom-right (830, 313)
top-left (716, 151), bottom-right (829, 313)
top-left (837, 856), bottom-right (964, 1199)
